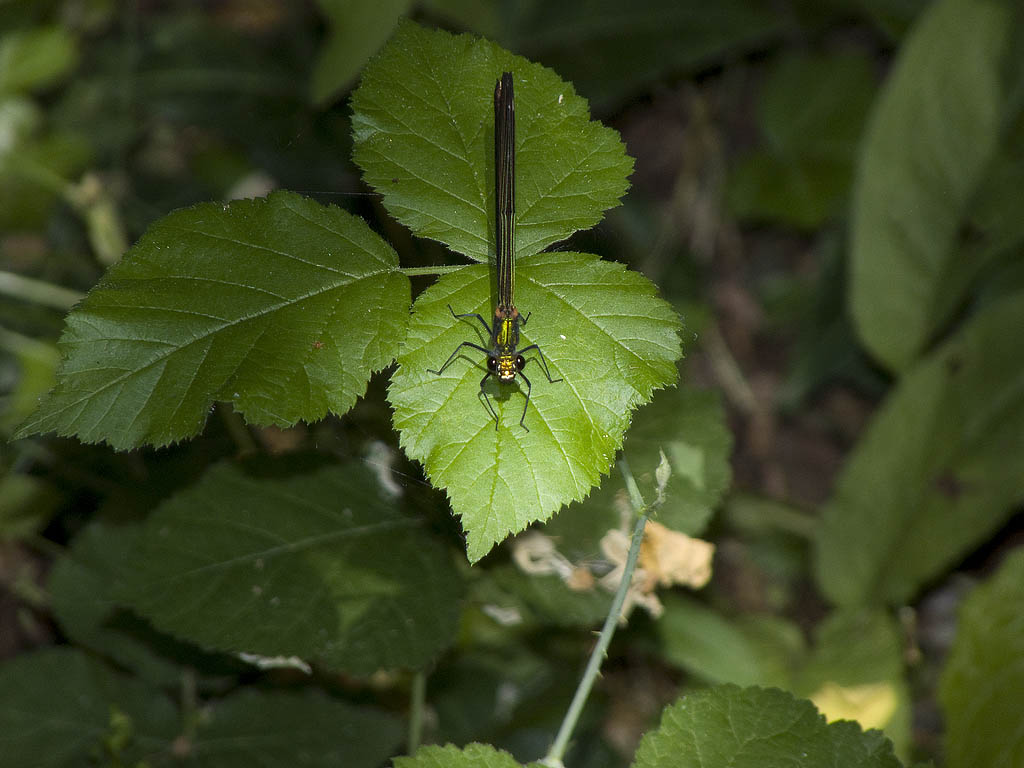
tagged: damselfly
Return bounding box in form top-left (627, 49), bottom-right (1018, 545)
top-left (428, 72), bottom-right (562, 431)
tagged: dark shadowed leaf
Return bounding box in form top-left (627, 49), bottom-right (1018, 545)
top-left (728, 50), bottom-right (876, 229)
top-left (0, 647), bottom-right (177, 768)
top-left (115, 460), bottom-right (463, 675)
top-left (188, 688), bottom-right (403, 767)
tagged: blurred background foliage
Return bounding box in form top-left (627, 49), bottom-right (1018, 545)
top-left (1, 1), bottom-right (1022, 767)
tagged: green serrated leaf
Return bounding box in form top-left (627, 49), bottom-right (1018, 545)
top-left (189, 688), bottom-right (403, 767)
top-left (0, 26), bottom-right (79, 95)
top-left (350, 21), bottom-right (633, 262)
top-left (849, 0), bottom-right (1018, 371)
top-left (310, 0), bottom-right (411, 105)
top-left (388, 251), bottom-right (681, 561)
top-left (396, 743), bottom-right (525, 768)
top-left (0, 647), bottom-right (178, 768)
top-left (633, 685), bottom-right (903, 768)
top-left (815, 292), bottom-right (1024, 605)
top-left (115, 460), bottom-right (463, 675)
top-left (940, 548), bottom-right (1024, 768)
top-left (16, 191), bottom-right (410, 449)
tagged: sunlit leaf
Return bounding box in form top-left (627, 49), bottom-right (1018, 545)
top-left (388, 252), bottom-right (681, 561)
top-left (350, 21), bottom-right (633, 262)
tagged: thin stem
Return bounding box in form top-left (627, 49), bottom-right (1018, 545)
top-left (408, 670), bottom-right (426, 754)
top-left (399, 265), bottom-right (468, 277)
top-left (0, 271), bottom-right (84, 311)
top-left (543, 458), bottom-right (650, 768)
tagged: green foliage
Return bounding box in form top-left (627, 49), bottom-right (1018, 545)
top-left (182, 688), bottom-right (404, 767)
top-left (633, 685), bottom-right (903, 768)
top-left (49, 522), bottom-right (192, 686)
top-left (0, 94), bottom-right (91, 228)
top-left (0, 647), bottom-right (404, 768)
top-left (795, 610), bottom-right (910, 756)
top-left (727, 50), bottom-right (876, 229)
top-left (505, 0), bottom-right (788, 110)
top-left (0, 647), bottom-right (179, 767)
top-left (17, 191), bottom-right (410, 449)
top-left (311, 0), bottom-right (411, 105)
top-left (849, 0), bottom-right (1021, 371)
top-left (390, 251), bottom-right (680, 560)
top-left (472, 564), bottom-right (613, 627)
top-left (350, 21), bottom-right (633, 263)
top-left (657, 594), bottom-right (803, 688)
top-left (0, 26), bottom-right (78, 95)
top-left (621, 386), bottom-right (732, 534)
top-left (113, 460), bottom-right (463, 674)
top-left (4, 5), bottom-right (1022, 767)
top-left (940, 549), bottom-right (1024, 768)
top-left (397, 743), bottom-right (526, 768)
top-left (815, 293), bottom-right (1024, 605)
top-left (0, 472), bottom-right (59, 540)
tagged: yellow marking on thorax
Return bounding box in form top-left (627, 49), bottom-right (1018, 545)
top-left (496, 318), bottom-right (515, 348)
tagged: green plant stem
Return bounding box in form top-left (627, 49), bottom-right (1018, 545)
top-left (399, 265), bottom-right (467, 277)
top-left (543, 458), bottom-right (650, 768)
top-left (0, 271), bottom-right (84, 311)
top-left (408, 670), bottom-right (426, 754)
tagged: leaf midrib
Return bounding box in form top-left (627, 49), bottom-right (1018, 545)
top-left (30, 260), bottom-right (395, 428)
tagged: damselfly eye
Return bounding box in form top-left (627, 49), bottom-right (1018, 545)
top-left (516, 355), bottom-right (526, 370)
top-left (487, 357), bottom-right (499, 372)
